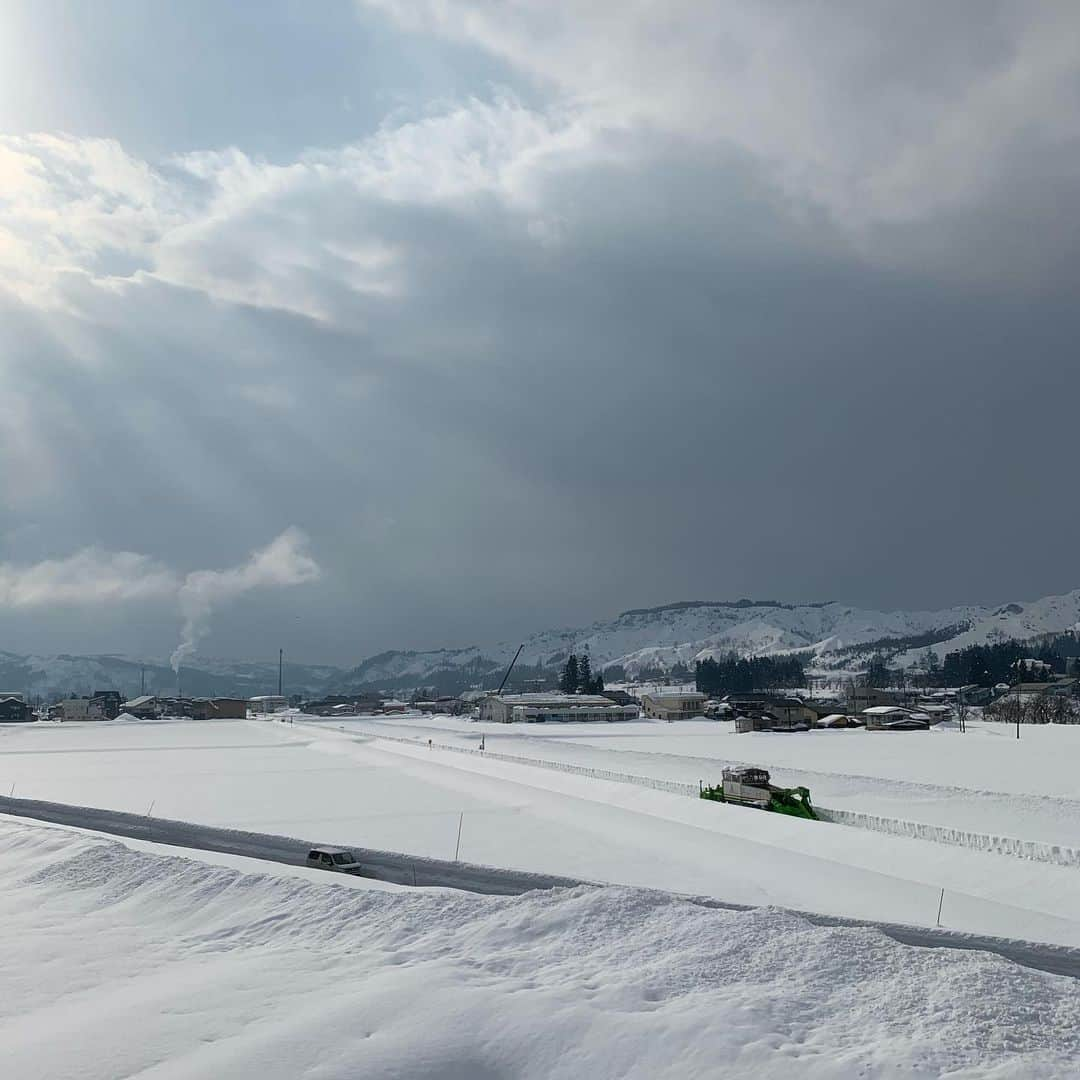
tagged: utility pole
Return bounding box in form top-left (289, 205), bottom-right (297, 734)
top-left (141, 666), bottom-right (146, 695)
top-left (278, 648), bottom-right (283, 698)
top-left (1015, 662), bottom-right (1021, 740)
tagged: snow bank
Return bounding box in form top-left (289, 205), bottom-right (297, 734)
top-left (2, 819), bottom-right (1080, 1079)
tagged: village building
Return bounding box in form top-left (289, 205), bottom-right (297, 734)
top-left (301, 693), bottom-right (383, 716)
top-left (249, 695), bottom-right (288, 714)
top-left (479, 693), bottom-right (639, 724)
top-left (53, 697), bottom-right (107, 721)
top-left (727, 694), bottom-right (822, 728)
top-left (91, 690), bottom-right (123, 720)
top-left (640, 691), bottom-right (706, 721)
top-left (863, 706), bottom-right (930, 731)
top-left (0, 693), bottom-right (30, 723)
top-left (1004, 677), bottom-right (1079, 704)
top-left (414, 697), bottom-right (470, 715)
top-left (121, 695), bottom-right (160, 719)
top-left (913, 703), bottom-right (953, 724)
top-left (849, 687), bottom-right (913, 711)
top-left (189, 697), bottom-right (248, 720)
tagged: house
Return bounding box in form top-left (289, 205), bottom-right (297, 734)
top-left (863, 706), bottom-right (929, 731)
top-left (189, 697), bottom-right (247, 720)
top-left (735, 713), bottom-right (812, 733)
top-left (54, 698), bottom-right (107, 722)
top-left (91, 690), bottom-right (123, 720)
top-left (703, 700), bottom-right (733, 719)
top-left (849, 687), bottom-right (911, 711)
top-left (301, 693), bottom-right (382, 716)
top-left (1016, 658), bottom-right (1053, 677)
top-left (121, 694), bottom-right (160, 719)
top-left (249, 695), bottom-right (288, 714)
top-left (479, 693), bottom-right (639, 724)
top-left (914, 702), bottom-right (953, 724)
top-left (415, 697), bottom-right (468, 715)
top-left (957, 684), bottom-right (994, 706)
top-left (640, 691), bottom-right (707, 721)
top-left (727, 695), bottom-right (820, 728)
top-left (1007, 678), bottom-right (1078, 702)
top-left (0, 694), bottom-right (30, 723)
top-left (817, 713), bottom-right (853, 728)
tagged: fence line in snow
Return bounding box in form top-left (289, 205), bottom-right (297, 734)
top-left (814, 806), bottom-right (1080, 869)
top-left (366, 730), bottom-right (1080, 871)
top-left (369, 731), bottom-right (699, 797)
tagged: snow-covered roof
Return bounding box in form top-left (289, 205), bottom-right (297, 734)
top-left (862, 705), bottom-right (910, 715)
top-left (122, 695), bottom-right (156, 708)
top-left (497, 693), bottom-right (617, 707)
top-left (640, 691), bottom-right (706, 701)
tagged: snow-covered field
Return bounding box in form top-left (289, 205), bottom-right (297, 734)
top-left (3, 817), bottom-right (1080, 1079)
top-left (3, 715), bottom-right (1080, 950)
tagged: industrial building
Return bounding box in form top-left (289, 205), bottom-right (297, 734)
top-left (479, 693), bottom-right (639, 723)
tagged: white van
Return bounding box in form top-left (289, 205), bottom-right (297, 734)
top-left (305, 846), bottom-right (364, 875)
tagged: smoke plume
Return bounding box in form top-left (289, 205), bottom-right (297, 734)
top-left (169, 528), bottom-right (321, 672)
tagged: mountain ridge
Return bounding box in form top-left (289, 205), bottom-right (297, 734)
top-left (5, 588), bottom-right (1080, 698)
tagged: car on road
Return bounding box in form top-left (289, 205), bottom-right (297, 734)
top-left (305, 846), bottom-right (365, 875)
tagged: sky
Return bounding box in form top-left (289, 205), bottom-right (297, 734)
top-left (1, 1), bottom-right (1080, 667)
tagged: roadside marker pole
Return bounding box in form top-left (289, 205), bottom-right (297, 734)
top-left (146, 800), bottom-right (155, 818)
top-left (454, 812), bottom-right (464, 862)
top-left (935, 887), bottom-right (945, 927)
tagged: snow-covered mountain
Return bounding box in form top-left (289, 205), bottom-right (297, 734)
top-left (336, 590), bottom-right (1080, 690)
top-left (6, 589), bottom-right (1080, 698)
top-left (0, 651), bottom-right (343, 701)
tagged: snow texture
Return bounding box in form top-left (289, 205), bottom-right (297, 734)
top-left (2, 818), bottom-right (1080, 1079)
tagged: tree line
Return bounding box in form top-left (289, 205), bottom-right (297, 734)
top-left (941, 636), bottom-right (1079, 687)
top-left (695, 653), bottom-right (806, 695)
top-left (559, 653), bottom-right (605, 695)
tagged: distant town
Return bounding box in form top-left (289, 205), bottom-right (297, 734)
top-left (3, 639), bottom-right (1078, 732)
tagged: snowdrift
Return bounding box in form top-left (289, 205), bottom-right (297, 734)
top-left (2, 819), bottom-right (1080, 1079)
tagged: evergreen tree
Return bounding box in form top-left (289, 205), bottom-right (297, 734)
top-left (560, 654), bottom-right (579, 694)
top-left (577, 653), bottom-right (592, 694)
top-left (592, 669), bottom-right (605, 694)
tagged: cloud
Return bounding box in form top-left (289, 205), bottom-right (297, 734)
top-left (365, 1), bottom-right (1080, 280)
top-left (0, 134), bottom-right (187, 306)
top-left (1, 5), bottom-right (1080, 667)
top-left (0, 548), bottom-right (178, 609)
top-left (0, 531), bottom-right (321, 667)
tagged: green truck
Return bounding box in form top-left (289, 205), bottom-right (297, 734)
top-left (700, 765), bottom-right (817, 820)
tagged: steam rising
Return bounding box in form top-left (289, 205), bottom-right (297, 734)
top-left (169, 528), bottom-right (321, 672)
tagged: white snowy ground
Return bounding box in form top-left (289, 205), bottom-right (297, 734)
top-left (346, 715), bottom-right (1080, 850)
top-left (3, 717), bottom-right (1080, 947)
top-left (3, 817), bottom-right (1080, 1080)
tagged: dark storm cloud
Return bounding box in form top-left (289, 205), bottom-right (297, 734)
top-left (1, 2), bottom-right (1079, 663)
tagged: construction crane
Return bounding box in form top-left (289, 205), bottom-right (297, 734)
top-left (495, 644), bottom-right (525, 694)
